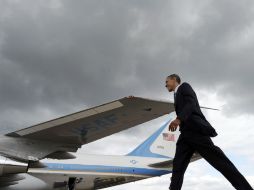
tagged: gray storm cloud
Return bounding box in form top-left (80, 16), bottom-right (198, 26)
top-left (0, 0), bottom-right (254, 131)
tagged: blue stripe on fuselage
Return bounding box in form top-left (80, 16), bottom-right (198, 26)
top-left (43, 163), bottom-right (171, 176)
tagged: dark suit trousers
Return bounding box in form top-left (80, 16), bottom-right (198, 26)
top-left (169, 133), bottom-right (253, 190)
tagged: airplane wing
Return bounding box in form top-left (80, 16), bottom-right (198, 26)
top-left (3, 96), bottom-right (174, 161)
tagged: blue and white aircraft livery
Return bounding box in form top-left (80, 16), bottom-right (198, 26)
top-left (0, 96), bottom-right (201, 190)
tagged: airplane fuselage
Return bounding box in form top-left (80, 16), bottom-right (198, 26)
top-left (3, 154), bottom-right (172, 190)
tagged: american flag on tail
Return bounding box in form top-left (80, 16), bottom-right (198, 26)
top-left (162, 133), bottom-right (175, 142)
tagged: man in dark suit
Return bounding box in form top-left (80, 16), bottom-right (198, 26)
top-left (166, 74), bottom-right (253, 190)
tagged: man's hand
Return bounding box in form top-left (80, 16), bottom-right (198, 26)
top-left (169, 118), bottom-right (181, 132)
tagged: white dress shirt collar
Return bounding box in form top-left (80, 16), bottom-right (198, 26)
top-left (174, 83), bottom-right (181, 94)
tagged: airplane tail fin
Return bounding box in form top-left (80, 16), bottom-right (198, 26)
top-left (127, 115), bottom-right (180, 159)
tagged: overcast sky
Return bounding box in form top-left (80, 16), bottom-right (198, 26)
top-left (0, 0), bottom-right (253, 189)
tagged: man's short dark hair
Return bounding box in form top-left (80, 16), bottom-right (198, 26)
top-left (167, 74), bottom-right (181, 84)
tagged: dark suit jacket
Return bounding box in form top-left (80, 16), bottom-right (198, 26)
top-left (174, 82), bottom-right (218, 137)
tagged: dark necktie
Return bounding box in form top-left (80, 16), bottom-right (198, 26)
top-left (174, 92), bottom-right (176, 103)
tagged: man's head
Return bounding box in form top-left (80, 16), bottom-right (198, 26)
top-left (165, 74), bottom-right (181, 92)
